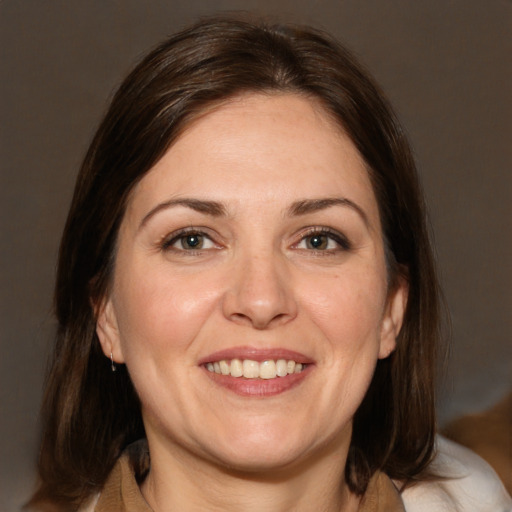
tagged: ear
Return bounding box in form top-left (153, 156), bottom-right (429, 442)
top-left (378, 276), bottom-right (408, 359)
top-left (96, 296), bottom-right (125, 364)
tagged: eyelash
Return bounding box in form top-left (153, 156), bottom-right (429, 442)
top-left (160, 228), bottom-right (218, 254)
top-left (294, 227), bottom-right (351, 253)
top-left (159, 227), bottom-right (351, 255)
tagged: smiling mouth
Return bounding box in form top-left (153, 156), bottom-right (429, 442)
top-left (204, 359), bottom-right (307, 379)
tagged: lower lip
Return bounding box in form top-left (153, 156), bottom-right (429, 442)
top-left (203, 366), bottom-right (313, 397)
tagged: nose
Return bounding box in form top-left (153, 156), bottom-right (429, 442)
top-left (222, 252), bottom-right (297, 330)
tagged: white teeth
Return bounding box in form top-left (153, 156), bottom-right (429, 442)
top-left (243, 359), bottom-right (260, 379)
top-left (276, 359), bottom-right (288, 377)
top-left (219, 360), bottom-right (230, 375)
top-left (259, 360), bottom-right (277, 379)
top-left (205, 358), bottom-right (306, 379)
top-left (230, 358), bottom-right (243, 377)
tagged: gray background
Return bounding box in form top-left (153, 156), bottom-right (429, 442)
top-left (1, 1), bottom-right (510, 510)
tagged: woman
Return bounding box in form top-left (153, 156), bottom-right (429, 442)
top-left (28, 16), bottom-right (511, 512)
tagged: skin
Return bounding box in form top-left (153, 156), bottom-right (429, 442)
top-left (97, 93), bottom-right (407, 512)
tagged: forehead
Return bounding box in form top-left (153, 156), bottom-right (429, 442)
top-left (125, 93), bottom-right (380, 226)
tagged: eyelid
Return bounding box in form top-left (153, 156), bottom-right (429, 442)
top-left (160, 227), bottom-right (221, 252)
top-left (292, 226), bottom-right (351, 251)
top-left (158, 225), bottom-right (351, 254)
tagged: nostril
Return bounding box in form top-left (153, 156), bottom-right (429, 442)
top-left (230, 312), bottom-right (251, 324)
top-left (229, 311), bottom-right (291, 330)
top-left (221, 269), bottom-right (298, 329)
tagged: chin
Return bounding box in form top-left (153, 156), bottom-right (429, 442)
top-left (209, 442), bottom-right (308, 474)
top-left (198, 422), bottom-right (323, 474)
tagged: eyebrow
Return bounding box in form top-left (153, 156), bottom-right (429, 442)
top-left (288, 197), bottom-right (369, 225)
top-left (139, 196), bottom-right (368, 231)
top-left (139, 198), bottom-right (227, 230)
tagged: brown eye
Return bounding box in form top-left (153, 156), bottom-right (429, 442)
top-left (295, 229), bottom-right (351, 252)
top-left (306, 234), bottom-right (329, 250)
top-left (179, 234), bottom-right (204, 250)
top-left (162, 230), bottom-right (216, 252)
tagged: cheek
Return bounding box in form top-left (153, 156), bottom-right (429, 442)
top-left (300, 266), bottom-right (387, 347)
top-left (112, 262), bottom-right (222, 362)
top-left (291, 268), bottom-right (388, 434)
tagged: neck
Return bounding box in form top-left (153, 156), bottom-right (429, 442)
top-left (140, 434), bottom-right (360, 512)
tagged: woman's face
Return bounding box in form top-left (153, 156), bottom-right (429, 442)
top-left (97, 93), bottom-right (406, 472)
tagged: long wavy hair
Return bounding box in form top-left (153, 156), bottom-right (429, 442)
top-left (28, 16), bottom-right (443, 511)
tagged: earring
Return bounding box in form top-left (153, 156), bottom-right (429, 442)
top-left (110, 352), bottom-right (116, 372)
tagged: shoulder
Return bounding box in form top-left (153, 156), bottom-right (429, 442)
top-left (401, 436), bottom-right (512, 512)
top-left (77, 494), bottom-right (99, 512)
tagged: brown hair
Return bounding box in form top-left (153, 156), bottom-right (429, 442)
top-left (29, 15), bottom-right (442, 510)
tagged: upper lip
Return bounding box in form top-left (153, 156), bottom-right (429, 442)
top-left (198, 346), bottom-right (314, 365)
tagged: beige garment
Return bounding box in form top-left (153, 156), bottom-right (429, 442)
top-left (92, 447), bottom-right (405, 512)
top-left (76, 435), bottom-right (512, 511)
top-left (94, 449), bottom-right (152, 511)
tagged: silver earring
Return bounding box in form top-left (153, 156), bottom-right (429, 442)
top-left (110, 352), bottom-right (116, 372)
